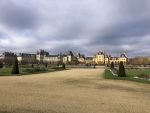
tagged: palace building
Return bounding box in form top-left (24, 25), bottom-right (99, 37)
top-left (17, 53), bottom-right (36, 64)
top-left (77, 53), bottom-right (85, 64)
top-left (93, 51), bottom-right (128, 65)
top-left (0, 52), bottom-right (16, 64)
top-left (0, 50), bottom-right (128, 65)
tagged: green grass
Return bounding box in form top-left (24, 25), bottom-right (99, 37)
top-left (126, 69), bottom-right (150, 77)
top-left (104, 69), bottom-right (115, 79)
top-left (0, 68), bottom-right (12, 76)
top-left (104, 69), bottom-right (150, 84)
top-left (0, 66), bottom-right (65, 76)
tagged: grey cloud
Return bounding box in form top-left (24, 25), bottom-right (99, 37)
top-left (0, 0), bottom-right (39, 30)
top-left (0, 0), bottom-right (150, 57)
top-left (88, 14), bottom-right (150, 52)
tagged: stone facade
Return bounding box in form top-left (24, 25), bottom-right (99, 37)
top-left (93, 51), bottom-right (128, 65)
top-left (62, 51), bottom-right (78, 65)
top-left (0, 50), bottom-right (128, 65)
top-left (36, 50), bottom-right (78, 65)
top-left (85, 57), bottom-right (94, 64)
top-left (94, 52), bottom-right (105, 64)
top-left (17, 53), bottom-right (36, 64)
top-left (77, 53), bottom-right (85, 64)
top-left (43, 55), bottom-right (62, 64)
top-left (0, 52), bottom-right (16, 64)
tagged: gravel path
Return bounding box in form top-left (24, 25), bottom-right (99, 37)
top-left (0, 68), bottom-right (149, 113)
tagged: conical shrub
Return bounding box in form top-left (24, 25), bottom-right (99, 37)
top-left (0, 62), bottom-right (3, 68)
top-left (62, 63), bottom-right (66, 69)
top-left (110, 62), bottom-right (114, 69)
top-left (12, 56), bottom-right (19, 74)
top-left (118, 61), bottom-right (126, 77)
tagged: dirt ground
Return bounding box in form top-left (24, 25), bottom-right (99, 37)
top-left (0, 68), bottom-right (149, 113)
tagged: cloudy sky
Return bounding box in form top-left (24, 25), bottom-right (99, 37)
top-left (0, 0), bottom-right (150, 57)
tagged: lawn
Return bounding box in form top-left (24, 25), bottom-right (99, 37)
top-left (0, 67), bottom-right (12, 76)
top-left (126, 69), bottom-right (150, 77)
top-left (104, 69), bottom-right (150, 84)
top-left (0, 66), bottom-right (65, 76)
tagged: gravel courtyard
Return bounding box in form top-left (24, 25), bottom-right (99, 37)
top-left (0, 68), bottom-right (149, 113)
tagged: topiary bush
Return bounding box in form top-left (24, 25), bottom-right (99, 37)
top-left (31, 63), bottom-right (34, 68)
top-left (62, 63), bottom-right (66, 69)
top-left (110, 62), bottom-right (114, 69)
top-left (118, 61), bottom-right (126, 77)
top-left (0, 62), bottom-right (3, 68)
top-left (11, 57), bottom-right (19, 74)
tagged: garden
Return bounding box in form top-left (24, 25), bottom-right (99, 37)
top-left (104, 68), bottom-right (150, 84)
top-left (0, 66), bottom-right (65, 76)
top-left (0, 58), bottom-right (66, 76)
top-left (105, 62), bottom-right (150, 84)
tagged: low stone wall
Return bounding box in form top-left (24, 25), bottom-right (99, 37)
top-left (109, 69), bottom-right (117, 76)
